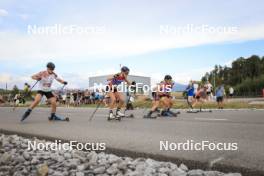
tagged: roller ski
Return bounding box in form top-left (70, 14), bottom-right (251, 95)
top-left (107, 110), bottom-right (122, 121)
top-left (198, 108), bottom-right (212, 113)
top-left (143, 111), bottom-right (158, 119)
top-left (158, 109), bottom-right (178, 117)
top-left (126, 114), bottom-right (134, 118)
top-left (187, 109), bottom-right (199, 113)
top-left (165, 109), bottom-right (179, 117)
top-left (49, 113), bottom-right (70, 122)
top-left (123, 113), bottom-right (134, 118)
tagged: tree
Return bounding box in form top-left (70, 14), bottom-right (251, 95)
top-left (201, 55), bottom-right (264, 96)
top-left (11, 85), bottom-right (19, 96)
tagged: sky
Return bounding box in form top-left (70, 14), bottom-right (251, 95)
top-left (0, 0), bottom-right (264, 89)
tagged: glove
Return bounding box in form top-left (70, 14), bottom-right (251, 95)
top-left (63, 81), bottom-right (68, 85)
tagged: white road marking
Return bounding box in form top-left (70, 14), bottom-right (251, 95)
top-left (195, 118), bottom-right (228, 121)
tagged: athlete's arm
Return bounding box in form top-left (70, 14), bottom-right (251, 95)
top-left (54, 73), bottom-right (67, 85)
top-left (124, 75), bottom-right (131, 85)
top-left (107, 73), bottom-right (120, 81)
top-left (31, 72), bottom-right (42, 80)
top-left (107, 75), bottom-right (114, 81)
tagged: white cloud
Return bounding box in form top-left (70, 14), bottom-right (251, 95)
top-left (1, 23), bottom-right (264, 89)
top-left (0, 9), bottom-right (8, 17)
top-left (0, 73), bottom-right (32, 90)
top-left (0, 24), bottom-right (264, 63)
top-left (0, 73), bottom-right (12, 83)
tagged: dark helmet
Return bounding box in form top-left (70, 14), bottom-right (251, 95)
top-left (164, 75), bottom-right (172, 80)
top-left (47, 62), bottom-right (55, 70)
top-left (121, 66), bottom-right (130, 73)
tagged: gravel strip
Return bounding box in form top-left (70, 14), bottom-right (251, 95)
top-left (0, 134), bottom-right (242, 176)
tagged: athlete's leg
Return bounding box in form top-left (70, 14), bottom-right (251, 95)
top-left (21, 93), bottom-right (42, 121)
top-left (29, 94), bottom-right (42, 109)
top-left (151, 100), bottom-right (159, 111)
top-left (107, 92), bottom-right (116, 119)
top-left (115, 92), bottom-right (125, 117)
top-left (108, 92), bottom-right (116, 110)
top-left (166, 97), bottom-right (178, 116)
top-left (116, 92), bottom-right (125, 109)
top-left (145, 95), bottom-right (160, 118)
top-left (160, 97), bottom-right (171, 116)
top-left (49, 97), bottom-right (57, 114)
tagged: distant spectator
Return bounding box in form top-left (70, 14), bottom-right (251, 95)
top-left (24, 83), bottom-right (30, 93)
top-left (70, 93), bottom-right (75, 105)
top-left (193, 81), bottom-right (199, 95)
top-left (84, 90), bottom-right (90, 104)
top-left (205, 81), bottom-right (213, 100)
top-left (73, 91), bottom-right (78, 106)
top-left (62, 93), bottom-right (66, 104)
top-left (0, 95), bottom-right (5, 104)
top-left (216, 85), bottom-right (225, 109)
top-left (229, 87), bottom-right (234, 98)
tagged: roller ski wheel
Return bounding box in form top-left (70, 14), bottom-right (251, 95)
top-left (143, 115), bottom-right (157, 119)
top-left (167, 111), bottom-right (178, 117)
top-left (107, 113), bottom-right (121, 121)
top-left (49, 115), bottom-right (70, 122)
top-left (116, 115), bottom-right (122, 121)
top-left (187, 109), bottom-right (199, 113)
top-left (199, 109), bottom-right (212, 113)
top-left (107, 116), bottom-right (121, 121)
top-left (64, 117), bottom-right (70, 121)
top-left (125, 114), bottom-right (134, 118)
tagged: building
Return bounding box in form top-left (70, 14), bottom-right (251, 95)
top-left (89, 75), bottom-right (151, 95)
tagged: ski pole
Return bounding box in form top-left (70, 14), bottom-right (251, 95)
top-left (89, 98), bottom-right (104, 121)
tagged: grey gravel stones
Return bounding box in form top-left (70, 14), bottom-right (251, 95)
top-left (0, 133), bottom-right (242, 176)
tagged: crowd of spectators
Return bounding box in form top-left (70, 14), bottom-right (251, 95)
top-left (56, 89), bottom-right (105, 106)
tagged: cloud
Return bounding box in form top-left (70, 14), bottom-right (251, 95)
top-left (0, 9), bottom-right (8, 17)
top-left (0, 73), bottom-right (32, 90)
top-left (0, 73), bottom-right (12, 83)
top-left (0, 24), bottom-right (264, 64)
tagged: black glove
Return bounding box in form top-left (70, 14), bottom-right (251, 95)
top-left (63, 81), bottom-right (68, 85)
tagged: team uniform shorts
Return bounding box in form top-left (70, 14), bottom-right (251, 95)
top-left (37, 91), bottom-right (54, 99)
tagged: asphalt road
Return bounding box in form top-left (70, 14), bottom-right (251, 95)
top-left (0, 107), bottom-right (263, 175)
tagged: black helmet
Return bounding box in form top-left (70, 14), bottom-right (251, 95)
top-left (121, 66), bottom-right (130, 73)
top-left (164, 75), bottom-right (172, 80)
top-left (47, 62), bottom-right (55, 70)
